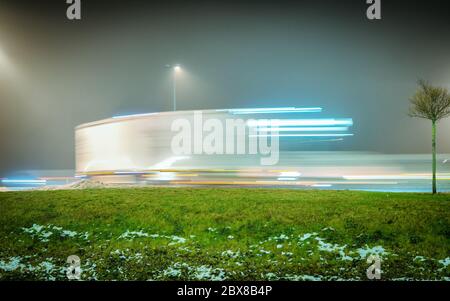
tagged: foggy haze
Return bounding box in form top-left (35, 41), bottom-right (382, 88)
top-left (1, 0), bottom-right (450, 176)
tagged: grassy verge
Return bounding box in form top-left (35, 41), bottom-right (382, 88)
top-left (0, 188), bottom-right (449, 280)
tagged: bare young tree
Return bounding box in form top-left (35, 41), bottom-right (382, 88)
top-left (409, 79), bottom-right (450, 194)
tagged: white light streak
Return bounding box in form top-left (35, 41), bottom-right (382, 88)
top-left (257, 127), bottom-right (349, 132)
top-left (247, 119), bottom-right (353, 127)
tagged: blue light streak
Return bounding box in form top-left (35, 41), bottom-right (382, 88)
top-left (257, 127), bottom-right (349, 132)
top-left (248, 119), bottom-right (353, 127)
top-left (1, 179), bottom-right (47, 184)
top-left (218, 107), bottom-right (323, 114)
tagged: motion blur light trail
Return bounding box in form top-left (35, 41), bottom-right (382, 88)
top-left (217, 107), bottom-right (323, 114)
top-left (2, 108), bottom-right (449, 193)
top-left (71, 151), bottom-right (450, 192)
top-left (247, 119), bottom-right (354, 127)
top-left (2, 152), bottom-right (449, 192)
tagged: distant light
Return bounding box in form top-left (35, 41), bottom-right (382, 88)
top-left (1, 179), bottom-right (47, 184)
top-left (258, 127), bottom-right (349, 132)
top-left (277, 177), bottom-right (297, 181)
top-left (114, 171), bottom-right (145, 175)
top-left (218, 107), bottom-right (323, 114)
top-left (174, 65), bottom-right (181, 72)
top-left (112, 113), bottom-right (157, 119)
top-left (247, 119), bottom-right (353, 127)
top-left (279, 171), bottom-right (301, 177)
top-left (311, 184), bottom-right (332, 187)
top-left (250, 133), bottom-right (354, 138)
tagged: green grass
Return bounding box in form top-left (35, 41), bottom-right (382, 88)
top-left (0, 188), bottom-right (449, 281)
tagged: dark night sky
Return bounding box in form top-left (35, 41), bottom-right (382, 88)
top-left (0, 0), bottom-right (450, 175)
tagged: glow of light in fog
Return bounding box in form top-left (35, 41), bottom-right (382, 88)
top-left (247, 119), bottom-right (353, 127)
top-left (219, 107), bottom-right (323, 114)
top-left (0, 47), bottom-right (9, 67)
top-left (257, 127), bottom-right (349, 132)
top-left (0, 46), bottom-right (16, 78)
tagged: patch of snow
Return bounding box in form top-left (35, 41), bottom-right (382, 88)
top-left (356, 245), bottom-right (388, 259)
top-left (413, 256), bottom-right (427, 262)
top-left (0, 257), bottom-right (25, 272)
top-left (438, 257), bottom-right (450, 267)
top-left (118, 230), bottom-right (149, 239)
top-left (168, 235), bottom-right (186, 246)
top-left (221, 250), bottom-right (241, 259)
top-left (298, 232), bottom-right (318, 242)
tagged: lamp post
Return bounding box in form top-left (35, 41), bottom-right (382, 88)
top-left (166, 64), bottom-right (181, 111)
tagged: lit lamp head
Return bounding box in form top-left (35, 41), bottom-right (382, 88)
top-left (173, 64), bottom-right (181, 72)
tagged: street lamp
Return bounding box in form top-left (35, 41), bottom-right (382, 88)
top-left (166, 64), bottom-right (181, 111)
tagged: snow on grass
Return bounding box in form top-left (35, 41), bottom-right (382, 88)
top-left (8, 225), bottom-right (448, 281)
top-left (413, 256), bottom-right (427, 262)
top-left (110, 249), bottom-right (145, 264)
top-left (194, 265), bottom-right (226, 281)
top-left (271, 234), bottom-right (290, 241)
top-left (298, 232), bottom-right (318, 242)
top-left (0, 257), bottom-right (25, 272)
top-left (286, 274), bottom-right (323, 281)
top-left (61, 230), bottom-right (77, 238)
top-left (168, 235), bottom-right (186, 245)
top-left (314, 237), bottom-right (354, 261)
top-left (21, 224), bottom-right (89, 242)
top-left (439, 258), bottom-right (450, 267)
top-left (118, 231), bottom-right (186, 245)
top-left (265, 273), bottom-right (322, 281)
top-left (159, 262), bottom-right (226, 281)
top-left (355, 245), bottom-right (388, 259)
top-left (118, 230), bottom-right (149, 239)
top-left (221, 250), bottom-right (241, 259)
top-left (322, 227), bottom-right (335, 232)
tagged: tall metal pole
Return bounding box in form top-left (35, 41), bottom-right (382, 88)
top-left (173, 68), bottom-right (177, 111)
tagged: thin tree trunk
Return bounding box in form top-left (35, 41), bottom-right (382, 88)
top-left (432, 120), bottom-right (437, 194)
